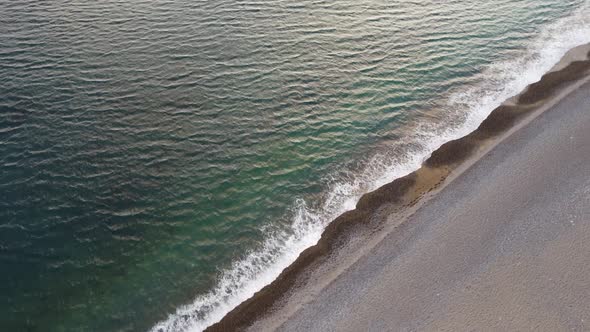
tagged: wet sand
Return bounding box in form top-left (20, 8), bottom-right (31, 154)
top-left (209, 45), bottom-right (590, 331)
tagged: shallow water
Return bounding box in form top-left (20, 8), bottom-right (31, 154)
top-left (0, 0), bottom-right (588, 331)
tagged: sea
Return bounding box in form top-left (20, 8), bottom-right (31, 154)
top-left (1, 0), bottom-right (589, 331)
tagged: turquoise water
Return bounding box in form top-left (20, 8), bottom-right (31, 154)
top-left (1, 0), bottom-right (589, 331)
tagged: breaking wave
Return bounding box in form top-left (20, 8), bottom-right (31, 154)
top-left (151, 3), bottom-right (590, 331)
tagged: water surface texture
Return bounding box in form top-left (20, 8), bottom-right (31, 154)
top-left (1, 0), bottom-right (589, 331)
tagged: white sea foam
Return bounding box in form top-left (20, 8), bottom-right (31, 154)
top-left (151, 3), bottom-right (590, 331)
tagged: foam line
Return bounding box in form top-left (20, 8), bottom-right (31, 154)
top-left (151, 3), bottom-right (590, 331)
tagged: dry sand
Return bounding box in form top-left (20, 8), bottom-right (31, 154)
top-left (269, 77), bottom-right (590, 332)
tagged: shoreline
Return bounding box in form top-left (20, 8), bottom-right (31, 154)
top-left (207, 43), bottom-right (590, 331)
top-left (263, 61), bottom-right (590, 331)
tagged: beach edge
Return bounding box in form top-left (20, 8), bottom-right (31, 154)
top-left (206, 43), bottom-right (590, 332)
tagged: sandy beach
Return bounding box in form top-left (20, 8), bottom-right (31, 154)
top-left (261, 68), bottom-right (590, 332)
top-left (209, 45), bottom-right (590, 331)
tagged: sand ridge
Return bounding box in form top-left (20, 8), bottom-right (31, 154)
top-left (207, 44), bottom-right (590, 332)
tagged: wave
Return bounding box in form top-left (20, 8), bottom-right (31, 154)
top-left (150, 3), bottom-right (590, 332)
